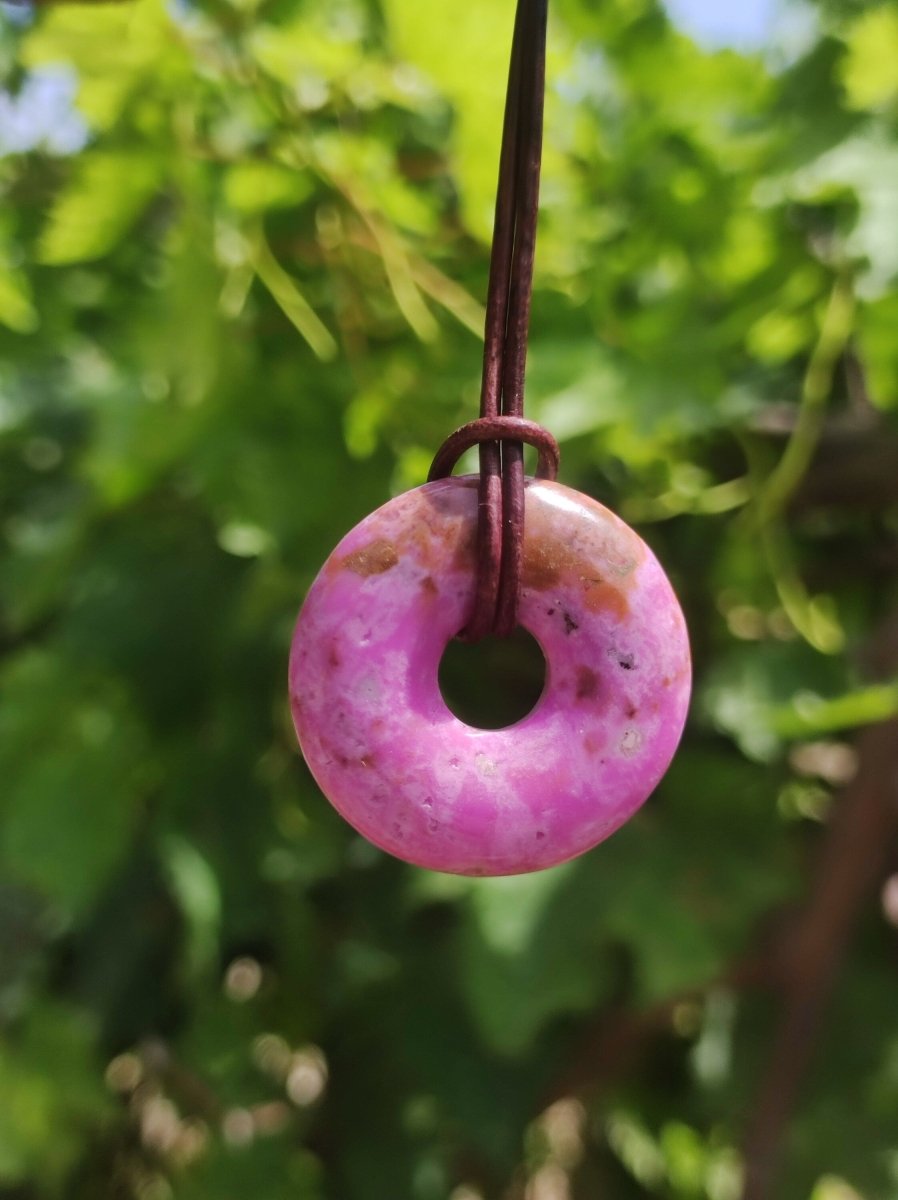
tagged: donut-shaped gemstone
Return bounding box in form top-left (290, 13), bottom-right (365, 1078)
top-left (289, 476), bottom-right (690, 876)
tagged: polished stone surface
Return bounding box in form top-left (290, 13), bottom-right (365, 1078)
top-left (290, 476), bottom-right (691, 875)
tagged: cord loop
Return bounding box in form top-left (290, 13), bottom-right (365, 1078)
top-left (428, 417), bottom-right (559, 484)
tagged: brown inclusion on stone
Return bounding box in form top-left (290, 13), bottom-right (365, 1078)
top-left (575, 666), bottom-right (599, 701)
top-left (341, 538), bottom-right (399, 577)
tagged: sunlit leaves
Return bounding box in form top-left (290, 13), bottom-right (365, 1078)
top-left (1, 0), bottom-right (898, 1197)
top-left (381, 0), bottom-right (514, 238)
top-left (0, 267), bottom-right (38, 333)
top-left (37, 152), bottom-right (163, 265)
top-left (791, 135), bottom-right (898, 296)
top-left (21, 0), bottom-right (184, 133)
top-left (223, 161), bottom-right (314, 214)
top-left (858, 290), bottom-right (898, 406)
top-left (840, 7), bottom-right (898, 112)
top-left (770, 680), bottom-right (898, 740)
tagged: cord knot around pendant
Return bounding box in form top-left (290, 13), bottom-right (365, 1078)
top-left (427, 415), bottom-right (560, 642)
top-left (427, 416), bottom-right (559, 484)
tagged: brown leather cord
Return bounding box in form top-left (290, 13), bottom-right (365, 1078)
top-left (428, 416), bottom-right (559, 484)
top-left (428, 0), bottom-right (555, 641)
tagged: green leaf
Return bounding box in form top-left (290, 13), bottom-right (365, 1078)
top-left (22, 0), bottom-right (183, 130)
top-left (858, 289), bottom-right (898, 407)
top-left (0, 269), bottom-right (38, 333)
top-left (792, 136), bottom-right (898, 297)
top-left (160, 834), bottom-right (221, 981)
top-left (38, 152), bottom-right (163, 265)
top-left (0, 1001), bottom-right (107, 1187)
top-left (3, 1), bottom-right (898, 1192)
top-left (0, 651), bottom-right (148, 918)
top-left (458, 865), bottom-right (613, 1055)
top-left (381, 0), bottom-right (513, 238)
top-left (769, 681), bottom-right (898, 740)
top-left (224, 162), bottom-right (314, 215)
top-left (840, 8), bottom-right (898, 112)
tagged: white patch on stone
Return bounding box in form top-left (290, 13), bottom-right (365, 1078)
top-left (474, 752), bottom-right (498, 777)
top-left (620, 728), bottom-right (642, 756)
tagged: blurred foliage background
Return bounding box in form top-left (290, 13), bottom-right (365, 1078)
top-left (1, 0), bottom-right (898, 1197)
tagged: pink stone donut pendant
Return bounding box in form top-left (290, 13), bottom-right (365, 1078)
top-left (289, 477), bottom-right (690, 876)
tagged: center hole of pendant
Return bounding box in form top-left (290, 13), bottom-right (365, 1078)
top-left (438, 626), bottom-right (547, 730)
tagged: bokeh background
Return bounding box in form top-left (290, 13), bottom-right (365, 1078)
top-left (2, 0), bottom-right (898, 1197)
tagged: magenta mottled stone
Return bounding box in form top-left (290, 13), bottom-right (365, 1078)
top-left (289, 476), bottom-right (691, 875)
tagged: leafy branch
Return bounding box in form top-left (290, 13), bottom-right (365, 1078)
top-left (756, 273), bottom-right (856, 525)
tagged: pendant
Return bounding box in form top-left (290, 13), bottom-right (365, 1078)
top-left (289, 475), bottom-right (690, 875)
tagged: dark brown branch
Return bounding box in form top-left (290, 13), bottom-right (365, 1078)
top-left (740, 617), bottom-right (898, 1200)
top-left (538, 953), bottom-right (773, 1112)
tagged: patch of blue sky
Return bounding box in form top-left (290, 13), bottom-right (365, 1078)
top-left (662, 0), bottom-right (819, 68)
top-left (0, 1), bottom-right (33, 28)
top-left (662, 0), bottom-right (777, 50)
top-left (0, 66), bottom-right (88, 157)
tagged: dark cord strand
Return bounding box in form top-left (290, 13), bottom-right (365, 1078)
top-left (429, 0), bottom-right (552, 640)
